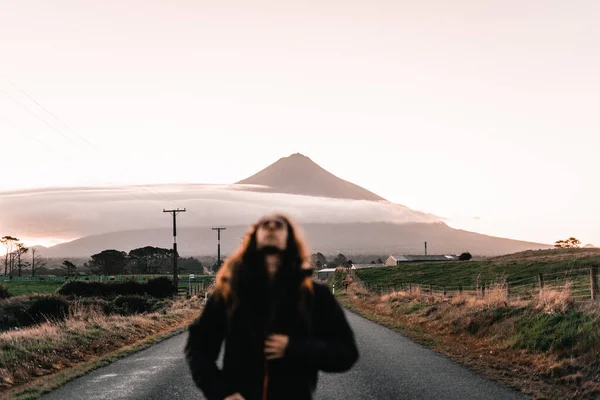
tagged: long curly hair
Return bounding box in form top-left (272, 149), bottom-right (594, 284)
top-left (214, 214), bottom-right (315, 337)
top-left (215, 214), bottom-right (312, 302)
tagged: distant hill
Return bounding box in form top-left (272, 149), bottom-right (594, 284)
top-left (11, 152), bottom-right (554, 259)
top-left (237, 153), bottom-right (386, 201)
top-left (39, 222), bottom-right (551, 259)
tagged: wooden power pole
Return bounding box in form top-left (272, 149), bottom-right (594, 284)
top-left (163, 208), bottom-right (186, 289)
top-left (212, 227), bottom-right (226, 271)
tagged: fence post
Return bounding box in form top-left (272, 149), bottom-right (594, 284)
top-left (481, 284), bottom-right (485, 298)
top-left (538, 273), bottom-right (544, 290)
top-left (506, 283), bottom-right (510, 299)
top-left (459, 285), bottom-right (463, 295)
top-left (443, 287), bottom-right (447, 297)
top-left (591, 266), bottom-right (599, 301)
top-left (409, 283), bottom-right (412, 295)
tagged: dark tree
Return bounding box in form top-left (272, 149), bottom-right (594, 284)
top-left (30, 248), bottom-right (46, 277)
top-left (1, 236), bottom-right (19, 276)
top-left (61, 260), bottom-right (76, 276)
top-left (345, 259), bottom-right (354, 272)
top-left (310, 252), bottom-right (327, 268)
top-left (333, 253), bottom-right (347, 267)
top-left (554, 237), bottom-right (581, 249)
top-left (15, 243), bottom-right (29, 277)
top-left (89, 250), bottom-right (128, 275)
top-left (459, 252), bottom-right (472, 261)
top-left (178, 257), bottom-right (205, 274)
top-left (129, 246), bottom-right (173, 274)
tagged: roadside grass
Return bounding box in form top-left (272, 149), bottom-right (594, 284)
top-left (7, 327), bottom-right (188, 400)
top-left (0, 296), bottom-right (203, 398)
top-left (338, 274), bottom-right (600, 399)
top-left (511, 311), bottom-right (600, 354)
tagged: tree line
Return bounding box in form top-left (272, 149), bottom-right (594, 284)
top-left (1, 236), bottom-right (46, 277)
top-left (1, 238), bottom-right (206, 277)
top-left (81, 247), bottom-right (204, 276)
top-left (309, 252), bottom-right (384, 270)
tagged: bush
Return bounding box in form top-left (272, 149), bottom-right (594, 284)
top-left (0, 295), bottom-right (69, 331)
top-left (27, 295), bottom-right (69, 324)
top-left (57, 277), bottom-right (175, 298)
top-left (0, 284), bottom-right (9, 299)
top-left (114, 295), bottom-right (155, 315)
top-left (459, 252), bottom-right (473, 261)
top-left (0, 298), bottom-right (29, 331)
top-left (144, 277), bottom-right (176, 298)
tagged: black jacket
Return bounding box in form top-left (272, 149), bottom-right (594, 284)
top-left (184, 280), bottom-right (359, 400)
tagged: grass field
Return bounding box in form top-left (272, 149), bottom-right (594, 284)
top-left (0, 275), bottom-right (215, 297)
top-left (1, 281), bottom-right (63, 296)
top-left (356, 248), bottom-right (600, 289)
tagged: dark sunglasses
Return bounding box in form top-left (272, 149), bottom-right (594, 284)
top-left (259, 219), bottom-right (286, 230)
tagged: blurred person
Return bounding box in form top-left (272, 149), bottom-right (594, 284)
top-left (185, 214), bottom-right (358, 400)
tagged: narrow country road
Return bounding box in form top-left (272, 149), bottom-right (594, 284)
top-left (41, 311), bottom-right (527, 399)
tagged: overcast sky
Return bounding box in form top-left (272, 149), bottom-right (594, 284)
top-left (1, 0), bottom-right (599, 247)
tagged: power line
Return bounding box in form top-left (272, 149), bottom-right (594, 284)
top-left (0, 73), bottom-right (194, 212)
top-left (0, 116), bottom-right (152, 203)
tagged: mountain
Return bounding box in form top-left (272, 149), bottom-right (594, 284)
top-left (40, 222), bottom-right (551, 259)
top-left (237, 153), bottom-right (386, 201)
top-left (13, 152), bottom-right (553, 258)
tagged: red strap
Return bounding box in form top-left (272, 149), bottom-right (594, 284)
top-left (262, 361), bottom-right (269, 400)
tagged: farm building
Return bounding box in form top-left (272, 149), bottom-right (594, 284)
top-left (316, 268), bottom-right (337, 280)
top-left (351, 263), bottom-right (385, 269)
top-left (385, 255), bottom-right (458, 266)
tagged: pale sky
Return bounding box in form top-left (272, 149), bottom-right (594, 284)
top-left (0, 0), bottom-right (599, 247)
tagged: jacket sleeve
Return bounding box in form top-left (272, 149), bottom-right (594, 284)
top-left (184, 294), bottom-right (229, 400)
top-left (285, 284), bottom-right (359, 373)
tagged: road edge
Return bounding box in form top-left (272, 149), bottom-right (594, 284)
top-left (4, 324), bottom-right (192, 400)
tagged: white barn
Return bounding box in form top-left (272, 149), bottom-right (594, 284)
top-left (386, 255), bottom-right (458, 266)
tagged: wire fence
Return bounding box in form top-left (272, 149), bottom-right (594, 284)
top-left (357, 266), bottom-right (600, 303)
top-left (0, 274), bottom-right (214, 283)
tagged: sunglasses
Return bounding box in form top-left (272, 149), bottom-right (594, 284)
top-left (259, 219), bottom-right (286, 230)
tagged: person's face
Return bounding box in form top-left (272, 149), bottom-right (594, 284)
top-left (256, 216), bottom-right (289, 252)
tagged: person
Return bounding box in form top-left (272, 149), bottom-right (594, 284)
top-left (185, 214), bottom-right (359, 400)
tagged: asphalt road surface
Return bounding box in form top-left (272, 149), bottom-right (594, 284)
top-left (41, 310), bottom-right (527, 400)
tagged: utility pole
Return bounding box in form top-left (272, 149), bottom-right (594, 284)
top-left (425, 241), bottom-right (428, 256)
top-left (212, 227), bottom-right (226, 271)
top-left (164, 208), bottom-right (186, 288)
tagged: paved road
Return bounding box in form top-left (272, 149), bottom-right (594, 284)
top-left (41, 311), bottom-right (527, 400)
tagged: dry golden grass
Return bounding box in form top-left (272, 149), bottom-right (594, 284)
top-left (0, 297), bottom-right (202, 393)
top-left (339, 277), bottom-right (600, 400)
top-left (532, 281), bottom-right (574, 314)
